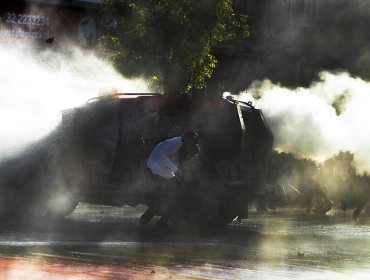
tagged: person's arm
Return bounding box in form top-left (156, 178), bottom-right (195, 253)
top-left (172, 168), bottom-right (187, 193)
top-left (154, 137), bottom-right (182, 177)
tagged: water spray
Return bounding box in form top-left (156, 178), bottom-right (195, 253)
top-left (0, 45), bottom-right (151, 161)
top-left (238, 71), bottom-right (370, 174)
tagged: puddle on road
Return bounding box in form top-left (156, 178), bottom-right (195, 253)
top-left (243, 210), bottom-right (370, 238)
top-left (0, 207), bottom-right (370, 279)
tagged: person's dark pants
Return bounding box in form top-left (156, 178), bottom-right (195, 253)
top-left (139, 173), bottom-right (185, 225)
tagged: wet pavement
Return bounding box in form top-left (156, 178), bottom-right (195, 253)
top-left (0, 204), bottom-right (370, 279)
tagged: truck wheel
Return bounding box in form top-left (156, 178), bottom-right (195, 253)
top-left (0, 186), bottom-right (79, 228)
top-left (41, 188), bottom-right (80, 221)
top-left (208, 202), bottom-right (239, 227)
top-left (36, 168), bottom-right (83, 224)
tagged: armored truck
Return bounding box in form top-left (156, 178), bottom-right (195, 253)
top-left (0, 93), bottom-right (273, 227)
top-left (57, 93), bottom-right (273, 226)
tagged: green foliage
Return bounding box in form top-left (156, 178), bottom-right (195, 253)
top-left (99, 0), bottom-right (248, 95)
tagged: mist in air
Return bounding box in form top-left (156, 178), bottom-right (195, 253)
top-left (0, 46), bottom-right (150, 160)
top-left (237, 71), bottom-right (370, 173)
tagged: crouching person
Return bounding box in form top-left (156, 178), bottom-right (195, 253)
top-left (139, 131), bottom-right (200, 226)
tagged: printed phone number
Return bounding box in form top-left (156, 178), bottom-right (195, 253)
top-left (5, 13), bottom-right (49, 26)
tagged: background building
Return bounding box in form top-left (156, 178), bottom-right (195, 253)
top-left (0, 0), bottom-right (105, 49)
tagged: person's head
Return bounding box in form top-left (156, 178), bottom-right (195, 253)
top-left (180, 131), bottom-right (200, 163)
top-left (182, 131), bottom-right (199, 145)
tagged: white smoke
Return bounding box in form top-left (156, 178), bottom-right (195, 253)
top-left (237, 71), bottom-right (370, 174)
top-left (0, 46), bottom-right (151, 159)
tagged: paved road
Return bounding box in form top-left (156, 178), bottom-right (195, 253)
top-left (0, 204), bottom-right (369, 279)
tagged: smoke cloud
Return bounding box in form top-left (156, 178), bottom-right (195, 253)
top-left (237, 71), bottom-right (370, 174)
top-left (0, 45), bottom-right (151, 160)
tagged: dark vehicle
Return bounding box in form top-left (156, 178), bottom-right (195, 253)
top-left (0, 93), bottom-right (273, 227)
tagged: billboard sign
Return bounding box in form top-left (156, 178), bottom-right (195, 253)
top-left (0, 2), bottom-right (107, 49)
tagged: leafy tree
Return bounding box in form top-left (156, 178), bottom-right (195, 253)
top-left (99, 0), bottom-right (248, 95)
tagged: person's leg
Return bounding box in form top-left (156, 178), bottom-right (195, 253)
top-left (157, 177), bottom-right (186, 225)
top-left (353, 199), bottom-right (367, 221)
top-left (139, 206), bottom-right (155, 225)
top-left (139, 173), bottom-right (161, 226)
